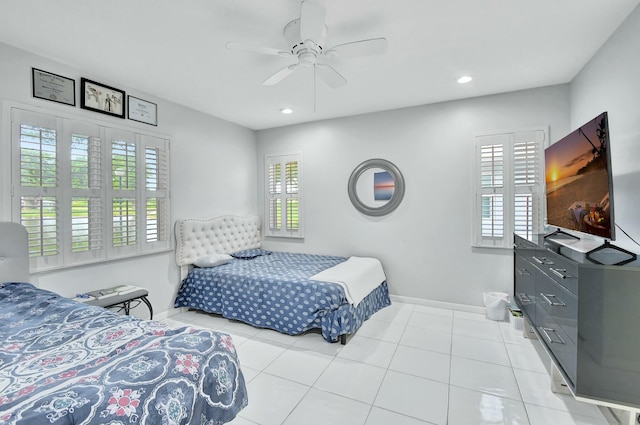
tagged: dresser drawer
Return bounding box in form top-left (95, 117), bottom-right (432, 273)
top-left (524, 251), bottom-right (579, 295)
top-left (536, 276), bottom-right (577, 344)
top-left (514, 253), bottom-right (536, 321)
top-left (514, 234), bottom-right (538, 250)
top-left (536, 309), bottom-right (577, 385)
top-left (541, 255), bottom-right (578, 295)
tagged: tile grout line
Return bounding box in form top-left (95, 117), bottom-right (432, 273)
top-left (446, 309), bottom-right (454, 425)
top-left (362, 322), bottom-right (405, 424)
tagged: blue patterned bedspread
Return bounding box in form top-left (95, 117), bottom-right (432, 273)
top-left (174, 252), bottom-right (391, 342)
top-left (0, 282), bottom-right (247, 425)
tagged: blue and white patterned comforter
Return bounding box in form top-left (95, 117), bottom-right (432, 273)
top-left (174, 252), bottom-right (391, 342)
top-left (0, 282), bottom-right (247, 425)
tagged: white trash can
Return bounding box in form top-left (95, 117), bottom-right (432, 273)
top-left (483, 292), bottom-right (510, 321)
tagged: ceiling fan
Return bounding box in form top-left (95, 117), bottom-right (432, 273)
top-left (226, 1), bottom-right (388, 89)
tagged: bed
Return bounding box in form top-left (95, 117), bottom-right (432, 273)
top-left (174, 215), bottom-right (391, 343)
top-left (0, 222), bottom-right (248, 425)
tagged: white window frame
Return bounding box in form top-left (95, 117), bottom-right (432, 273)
top-left (9, 105), bottom-right (171, 272)
top-left (264, 153), bottom-right (304, 238)
top-left (472, 127), bottom-right (547, 248)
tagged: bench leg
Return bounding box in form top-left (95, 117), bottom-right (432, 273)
top-left (140, 296), bottom-right (153, 320)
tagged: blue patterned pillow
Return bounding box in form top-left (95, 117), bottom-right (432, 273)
top-left (232, 248), bottom-right (272, 259)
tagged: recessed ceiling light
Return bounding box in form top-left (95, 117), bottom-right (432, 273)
top-left (457, 76), bottom-right (473, 84)
top-left (280, 108), bottom-right (293, 114)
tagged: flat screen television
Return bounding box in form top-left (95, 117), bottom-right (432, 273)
top-left (545, 112), bottom-right (615, 240)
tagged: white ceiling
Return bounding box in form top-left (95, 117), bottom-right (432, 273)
top-left (1, 0), bottom-right (638, 130)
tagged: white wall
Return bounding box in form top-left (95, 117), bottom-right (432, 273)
top-left (257, 86), bottom-right (571, 306)
top-left (570, 4), bottom-right (640, 254)
top-left (0, 42), bottom-right (258, 317)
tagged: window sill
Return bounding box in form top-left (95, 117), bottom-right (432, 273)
top-left (31, 248), bottom-right (173, 275)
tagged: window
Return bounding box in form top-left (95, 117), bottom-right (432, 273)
top-left (265, 153), bottom-right (303, 238)
top-left (70, 127), bottom-right (102, 258)
top-left (11, 107), bottom-right (170, 271)
top-left (473, 128), bottom-right (546, 248)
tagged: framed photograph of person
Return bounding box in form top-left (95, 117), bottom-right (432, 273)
top-left (80, 78), bottom-right (125, 118)
top-left (32, 68), bottom-right (76, 106)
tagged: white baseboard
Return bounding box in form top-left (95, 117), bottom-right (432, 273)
top-left (163, 307), bottom-right (192, 319)
top-left (152, 311), bottom-right (170, 321)
top-left (152, 307), bottom-right (189, 321)
top-left (389, 294), bottom-right (486, 315)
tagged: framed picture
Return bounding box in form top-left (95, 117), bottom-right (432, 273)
top-left (80, 78), bottom-right (125, 118)
top-left (32, 68), bottom-right (76, 106)
top-left (128, 96), bottom-right (158, 126)
top-left (374, 171), bottom-right (394, 201)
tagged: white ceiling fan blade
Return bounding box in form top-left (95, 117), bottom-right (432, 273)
top-left (315, 64), bottom-right (346, 88)
top-left (300, 1), bottom-right (326, 42)
top-left (226, 41), bottom-right (291, 58)
top-left (325, 37), bottom-right (388, 58)
top-left (262, 64), bottom-right (300, 86)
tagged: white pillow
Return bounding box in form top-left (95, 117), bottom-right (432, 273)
top-left (194, 253), bottom-right (232, 268)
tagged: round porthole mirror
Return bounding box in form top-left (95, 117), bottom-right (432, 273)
top-left (347, 159), bottom-right (405, 216)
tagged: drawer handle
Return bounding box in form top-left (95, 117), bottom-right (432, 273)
top-left (516, 292), bottom-right (531, 303)
top-left (517, 268), bottom-right (531, 276)
top-left (532, 256), bottom-right (554, 265)
top-left (541, 293), bottom-right (566, 307)
top-left (550, 268), bottom-right (573, 279)
top-left (539, 327), bottom-right (566, 345)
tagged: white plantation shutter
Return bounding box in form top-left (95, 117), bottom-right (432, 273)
top-left (143, 136), bottom-right (170, 249)
top-left (71, 197), bottom-right (102, 253)
top-left (66, 123), bottom-right (104, 264)
top-left (513, 132), bottom-right (544, 241)
top-left (21, 196), bottom-right (58, 254)
top-left (265, 153), bottom-right (303, 238)
top-left (285, 161), bottom-right (300, 231)
top-left (109, 131), bottom-right (138, 256)
top-left (112, 197), bottom-right (136, 247)
top-left (10, 106), bottom-right (171, 272)
top-left (12, 109), bottom-right (63, 269)
top-left (479, 142), bottom-right (505, 242)
top-left (474, 129), bottom-right (546, 248)
top-left (267, 162), bottom-right (282, 231)
top-left (111, 140), bottom-right (136, 191)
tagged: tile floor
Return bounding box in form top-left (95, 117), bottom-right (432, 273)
top-left (163, 302), bottom-right (618, 425)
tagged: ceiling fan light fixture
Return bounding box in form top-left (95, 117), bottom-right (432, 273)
top-left (457, 75), bottom-right (473, 84)
top-left (227, 1), bottom-right (388, 89)
top-left (280, 108), bottom-right (293, 114)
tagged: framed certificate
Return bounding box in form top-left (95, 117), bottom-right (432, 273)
top-left (32, 68), bottom-right (76, 106)
top-left (80, 78), bottom-right (126, 119)
top-left (128, 96), bottom-right (158, 126)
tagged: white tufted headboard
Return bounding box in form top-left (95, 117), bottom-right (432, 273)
top-left (0, 222), bottom-right (30, 284)
top-left (175, 215), bottom-right (261, 280)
